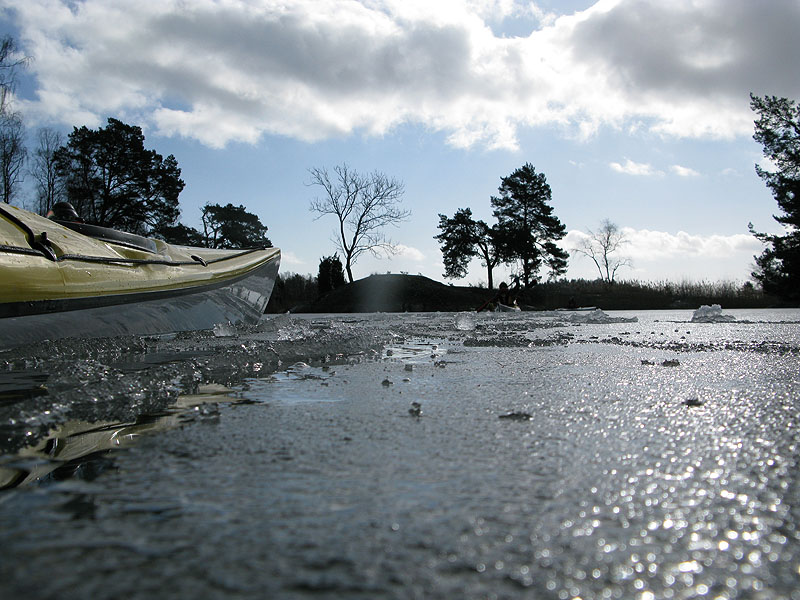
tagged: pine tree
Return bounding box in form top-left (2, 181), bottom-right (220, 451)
top-left (491, 163), bottom-right (568, 286)
top-left (749, 94), bottom-right (800, 301)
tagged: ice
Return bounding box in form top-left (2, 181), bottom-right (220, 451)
top-left (252, 313), bottom-right (314, 341)
top-left (565, 308), bottom-right (638, 324)
top-left (255, 313), bottom-right (292, 332)
top-left (1, 309), bottom-right (799, 600)
top-left (212, 321), bottom-right (237, 337)
top-left (691, 304), bottom-right (736, 323)
top-left (454, 312), bottom-right (477, 331)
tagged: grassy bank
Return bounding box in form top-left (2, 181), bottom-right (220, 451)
top-left (267, 273), bottom-right (789, 313)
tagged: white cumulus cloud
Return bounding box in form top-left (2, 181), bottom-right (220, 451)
top-left (671, 164), bottom-right (700, 177)
top-left (393, 244), bottom-right (426, 261)
top-left (621, 228), bottom-right (761, 260)
top-left (609, 159), bottom-right (663, 176)
top-left (279, 250), bottom-right (306, 267)
top-left (564, 227), bottom-right (762, 260)
top-left (7, 0), bottom-right (800, 149)
top-left (564, 227), bottom-right (764, 281)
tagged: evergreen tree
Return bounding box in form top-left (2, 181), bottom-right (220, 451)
top-left (157, 222), bottom-right (205, 247)
top-left (201, 202), bottom-right (271, 249)
top-left (749, 94), bottom-right (800, 301)
top-left (54, 118), bottom-right (184, 235)
top-left (491, 163), bottom-right (568, 286)
top-left (435, 208), bottom-right (502, 289)
top-left (317, 254), bottom-right (346, 296)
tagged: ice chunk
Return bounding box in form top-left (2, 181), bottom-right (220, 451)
top-left (256, 313), bottom-right (292, 332)
top-left (691, 304), bottom-right (736, 323)
top-left (213, 322), bottom-right (237, 337)
top-left (455, 313), bottom-right (477, 331)
top-left (566, 309), bottom-right (638, 324)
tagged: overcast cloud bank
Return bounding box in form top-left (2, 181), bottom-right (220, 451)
top-left (7, 0), bottom-right (800, 149)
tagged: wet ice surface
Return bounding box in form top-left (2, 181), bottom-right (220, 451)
top-left (1, 309), bottom-right (799, 599)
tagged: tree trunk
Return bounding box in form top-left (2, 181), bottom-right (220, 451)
top-left (486, 266), bottom-right (494, 290)
top-left (345, 260), bottom-right (354, 283)
top-left (522, 260), bottom-right (532, 288)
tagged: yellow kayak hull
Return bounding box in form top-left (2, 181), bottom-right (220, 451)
top-left (0, 205), bottom-right (280, 347)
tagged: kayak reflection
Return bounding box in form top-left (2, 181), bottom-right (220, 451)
top-left (0, 384), bottom-right (239, 490)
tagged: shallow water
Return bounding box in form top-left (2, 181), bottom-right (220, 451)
top-left (1, 308), bottom-right (799, 599)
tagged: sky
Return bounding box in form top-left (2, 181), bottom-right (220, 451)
top-left (2, 0), bottom-right (799, 286)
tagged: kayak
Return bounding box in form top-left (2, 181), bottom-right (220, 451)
top-left (0, 204), bottom-right (280, 349)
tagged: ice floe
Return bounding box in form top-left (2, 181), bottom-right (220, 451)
top-left (564, 308), bottom-right (638, 324)
top-left (691, 304), bottom-right (736, 323)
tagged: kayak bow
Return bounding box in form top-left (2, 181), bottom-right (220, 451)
top-left (0, 204), bottom-right (280, 348)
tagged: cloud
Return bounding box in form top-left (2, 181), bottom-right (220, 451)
top-left (609, 159), bottom-right (663, 176)
top-left (621, 228), bottom-right (761, 260)
top-left (8, 0), bottom-right (800, 148)
top-left (279, 250), bottom-right (306, 267)
top-left (563, 227), bottom-right (763, 280)
top-left (393, 244), bottom-right (426, 261)
top-left (609, 161), bottom-right (699, 177)
top-left (564, 227), bottom-right (761, 259)
top-left (671, 164), bottom-right (700, 177)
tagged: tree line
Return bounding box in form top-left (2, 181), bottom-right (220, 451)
top-left (4, 114), bottom-right (271, 249)
top-left (266, 254), bottom-right (347, 312)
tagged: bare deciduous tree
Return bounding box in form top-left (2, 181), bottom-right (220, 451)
top-left (574, 219), bottom-right (632, 283)
top-left (308, 164), bottom-right (409, 283)
top-left (0, 112), bottom-right (26, 204)
top-left (30, 127), bottom-right (65, 214)
top-left (0, 36), bottom-right (29, 116)
top-left (0, 36), bottom-right (29, 205)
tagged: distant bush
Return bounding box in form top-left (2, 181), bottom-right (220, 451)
top-left (521, 278), bottom-right (778, 310)
top-left (266, 272), bottom-right (317, 313)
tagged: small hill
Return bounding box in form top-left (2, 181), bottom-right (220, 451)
top-left (294, 274), bottom-right (490, 313)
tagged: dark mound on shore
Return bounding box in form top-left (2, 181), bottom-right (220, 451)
top-left (294, 274), bottom-right (490, 313)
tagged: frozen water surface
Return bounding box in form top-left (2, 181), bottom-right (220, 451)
top-left (1, 309), bottom-right (799, 599)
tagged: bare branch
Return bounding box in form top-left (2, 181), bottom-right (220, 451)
top-left (0, 36), bottom-right (31, 116)
top-left (573, 219), bottom-right (632, 283)
top-left (0, 112), bottom-right (26, 204)
top-left (308, 164), bottom-right (409, 282)
top-left (29, 127), bottom-right (65, 214)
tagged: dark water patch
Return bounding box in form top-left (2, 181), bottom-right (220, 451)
top-left (465, 335), bottom-right (540, 347)
top-left (584, 336), bottom-right (800, 356)
top-left (498, 411), bottom-right (533, 420)
top-left (464, 332), bottom-right (574, 348)
top-left (0, 371), bottom-right (49, 406)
